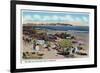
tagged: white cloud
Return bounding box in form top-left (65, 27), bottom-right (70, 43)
top-left (42, 16), bottom-right (51, 21)
top-left (23, 14), bottom-right (87, 23)
top-left (52, 15), bottom-right (59, 20)
top-left (53, 15), bottom-right (75, 21)
top-left (23, 15), bottom-right (33, 24)
top-left (33, 14), bottom-right (41, 20)
top-left (75, 17), bottom-right (82, 22)
top-left (59, 16), bottom-right (66, 21)
top-left (42, 15), bottom-right (60, 21)
top-left (82, 16), bottom-right (88, 22)
top-left (23, 15), bottom-right (32, 21)
top-left (64, 15), bottom-right (75, 21)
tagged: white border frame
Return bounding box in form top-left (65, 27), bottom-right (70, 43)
top-left (16, 4), bottom-right (95, 69)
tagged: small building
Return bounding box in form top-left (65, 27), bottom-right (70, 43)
top-left (66, 36), bottom-right (71, 39)
top-left (36, 40), bottom-right (45, 45)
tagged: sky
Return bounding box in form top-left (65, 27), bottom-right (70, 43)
top-left (22, 10), bottom-right (89, 26)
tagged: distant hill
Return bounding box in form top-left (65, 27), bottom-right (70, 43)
top-left (23, 23), bottom-right (73, 26)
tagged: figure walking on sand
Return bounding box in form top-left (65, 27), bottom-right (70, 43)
top-left (35, 44), bottom-right (40, 52)
top-left (32, 39), bottom-right (36, 51)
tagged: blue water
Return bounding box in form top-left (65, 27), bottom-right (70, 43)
top-left (33, 26), bottom-right (89, 32)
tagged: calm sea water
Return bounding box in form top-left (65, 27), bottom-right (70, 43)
top-left (33, 26), bottom-right (89, 32)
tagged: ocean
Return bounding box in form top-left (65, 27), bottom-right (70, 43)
top-left (33, 26), bottom-right (89, 32)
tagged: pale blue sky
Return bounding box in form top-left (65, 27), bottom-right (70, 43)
top-left (22, 10), bottom-right (89, 26)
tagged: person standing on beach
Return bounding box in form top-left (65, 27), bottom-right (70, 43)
top-left (32, 39), bottom-right (36, 51)
top-left (35, 44), bottom-right (40, 52)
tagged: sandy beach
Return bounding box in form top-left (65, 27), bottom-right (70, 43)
top-left (22, 29), bottom-right (89, 59)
